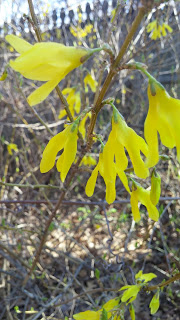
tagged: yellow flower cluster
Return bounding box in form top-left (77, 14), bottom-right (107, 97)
top-left (146, 20), bottom-right (173, 40)
top-left (85, 107), bottom-right (152, 218)
top-left (70, 24), bottom-right (93, 39)
top-left (80, 155), bottom-right (97, 167)
top-left (7, 143), bottom-right (18, 155)
top-left (40, 122), bottom-right (78, 182)
top-left (84, 72), bottom-right (98, 92)
top-left (59, 87), bottom-right (81, 119)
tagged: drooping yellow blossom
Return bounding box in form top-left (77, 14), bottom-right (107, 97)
top-left (85, 141), bottom-right (117, 204)
top-left (111, 107), bottom-right (149, 179)
top-left (85, 132), bottom-right (130, 204)
top-left (144, 81), bottom-right (180, 167)
top-left (130, 181), bottom-right (159, 222)
top-left (5, 34), bottom-right (95, 106)
top-left (146, 20), bottom-right (173, 40)
top-left (80, 155), bottom-right (97, 166)
top-left (40, 123), bottom-right (78, 182)
top-left (7, 143), bottom-right (18, 155)
top-left (59, 87), bottom-right (81, 119)
top-left (84, 72), bottom-right (98, 92)
top-left (73, 297), bottom-right (120, 320)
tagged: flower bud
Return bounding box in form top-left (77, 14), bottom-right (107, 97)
top-left (150, 169), bottom-right (161, 205)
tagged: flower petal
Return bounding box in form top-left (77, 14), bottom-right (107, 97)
top-left (5, 34), bottom-right (33, 53)
top-left (56, 152), bottom-right (64, 173)
top-left (60, 126), bottom-right (78, 182)
top-left (112, 114), bottom-right (149, 178)
top-left (27, 76), bottom-right (60, 106)
top-left (137, 186), bottom-right (159, 221)
top-left (73, 310), bottom-right (99, 320)
top-left (130, 190), bottom-right (141, 222)
top-left (40, 126), bottom-right (70, 173)
top-left (85, 165), bottom-right (99, 197)
top-left (116, 166), bottom-right (130, 194)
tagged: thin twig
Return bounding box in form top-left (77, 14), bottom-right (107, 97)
top-left (0, 196), bottom-right (180, 206)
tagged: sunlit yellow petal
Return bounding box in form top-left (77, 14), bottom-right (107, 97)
top-left (40, 125), bottom-right (71, 173)
top-left (164, 23), bottom-right (173, 33)
top-left (145, 83), bottom-right (180, 166)
top-left (6, 35), bottom-right (94, 105)
top-left (58, 109), bottom-right (67, 119)
top-left (150, 170), bottom-right (161, 206)
top-left (40, 130), bottom-right (67, 173)
top-left (113, 113), bottom-right (149, 178)
top-left (85, 165), bottom-right (99, 197)
top-left (60, 126), bottom-right (78, 182)
top-left (5, 34), bottom-right (33, 53)
top-left (105, 180), bottom-right (116, 204)
top-left (137, 186), bottom-right (159, 221)
top-left (161, 24), bottom-right (167, 37)
top-left (84, 73), bottom-right (98, 92)
top-left (56, 152), bottom-right (64, 173)
top-left (103, 298), bottom-right (119, 313)
top-left (73, 310), bottom-right (99, 320)
top-left (27, 76), bottom-right (60, 106)
top-left (116, 166), bottom-right (130, 193)
top-left (74, 92), bottom-right (81, 114)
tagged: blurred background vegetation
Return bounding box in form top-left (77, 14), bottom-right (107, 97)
top-left (0, 0), bottom-right (180, 319)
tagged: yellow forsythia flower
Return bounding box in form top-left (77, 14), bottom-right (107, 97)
top-left (40, 123), bottom-right (78, 182)
top-left (5, 34), bottom-right (94, 106)
top-left (144, 81), bottom-right (180, 168)
top-left (111, 107), bottom-right (149, 179)
top-left (85, 141), bottom-right (117, 204)
top-left (7, 143), bottom-right (18, 155)
top-left (147, 20), bottom-right (173, 40)
top-left (59, 88), bottom-right (81, 119)
top-left (73, 298), bottom-right (120, 320)
top-left (130, 181), bottom-right (159, 222)
top-left (85, 133), bottom-right (130, 204)
top-left (80, 155), bottom-right (97, 166)
top-left (79, 112), bottom-right (91, 138)
top-left (150, 169), bottom-right (161, 205)
top-left (84, 73), bottom-right (98, 92)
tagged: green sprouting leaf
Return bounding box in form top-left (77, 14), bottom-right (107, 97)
top-left (135, 270), bottom-right (157, 283)
top-left (48, 222), bottom-right (55, 231)
top-left (14, 306), bottom-right (20, 313)
top-left (149, 291), bottom-right (160, 314)
top-left (100, 308), bottom-right (108, 320)
top-left (120, 285), bottom-right (140, 303)
top-left (95, 268), bottom-right (100, 280)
